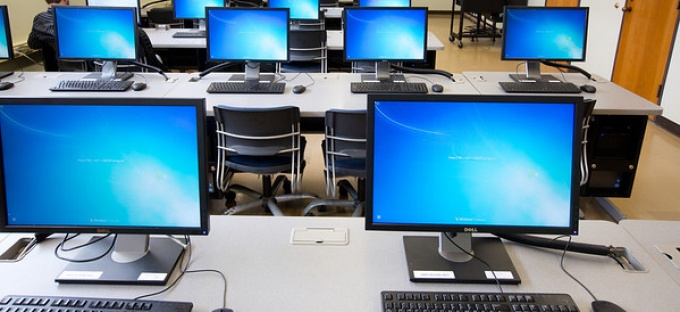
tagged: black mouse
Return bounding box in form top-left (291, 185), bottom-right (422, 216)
top-left (431, 83), bottom-right (444, 93)
top-left (0, 81), bottom-right (14, 91)
top-left (211, 309), bottom-right (233, 312)
top-left (592, 300), bottom-right (626, 312)
top-left (131, 82), bottom-right (147, 91)
top-left (580, 84), bottom-right (596, 93)
top-left (292, 85), bottom-right (306, 94)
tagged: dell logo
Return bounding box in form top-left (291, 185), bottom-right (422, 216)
top-left (463, 227), bottom-right (478, 232)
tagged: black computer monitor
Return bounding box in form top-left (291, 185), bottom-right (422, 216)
top-left (343, 7), bottom-right (427, 82)
top-left (358, 0), bottom-right (411, 7)
top-left (173, 0), bottom-right (225, 29)
top-left (0, 5), bottom-right (14, 79)
top-left (268, 0), bottom-right (319, 21)
top-left (86, 0), bottom-right (142, 24)
top-left (0, 97), bottom-right (210, 285)
top-left (366, 94), bottom-right (582, 284)
top-left (206, 7), bottom-right (289, 82)
top-left (501, 6), bottom-right (589, 82)
top-left (53, 6), bottom-right (137, 81)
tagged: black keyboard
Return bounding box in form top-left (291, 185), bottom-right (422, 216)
top-left (381, 291), bottom-right (580, 312)
top-left (0, 295), bottom-right (192, 312)
top-left (172, 31), bottom-right (206, 38)
top-left (50, 80), bottom-right (133, 92)
top-left (207, 82), bottom-right (286, 94)
top-left (351, 82), bottom-right (428, 94)
top-left (499, 81), bottom-right (582, 94)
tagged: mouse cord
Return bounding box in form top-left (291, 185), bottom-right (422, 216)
top-left (444, 233), bottom-right (504, 294)
top-left (555, 235), bottom-right (599, 302)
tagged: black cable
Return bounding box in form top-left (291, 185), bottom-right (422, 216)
top-left (197, 62), bottom-right (236, 79)
top-left (444, 232), bottom-right (504, 294)
top-left (556, 235), bottom-right (599, 301)
top-left (541, 60), bottom-right (593, 80)
top-left (389, 64), bottom-right (455, 81)
top-left (130, 61), bottom-right (169, 81)
top-left (54, 233), bottom-right (117, 263)
top-left (495, 233), bottom-right (614, 256)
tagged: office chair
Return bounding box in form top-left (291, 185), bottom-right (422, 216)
top-left (277, 29), bottom-right (328, 73)
top-left (319, 0), bottom-right (339, 7)
top-left (147, 7), bottom-right (184, 28)
top-left (214, 105), bottom-right (316, 216)
top-left (39, 42), bottom-right (89, 72)
top-left (227, 0), bottom-right (263, 7)
top-left (303, 109), bottom-right (366, 217)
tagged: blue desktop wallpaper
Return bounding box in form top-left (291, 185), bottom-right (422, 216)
top-left (0, 104), bottom-right (203, 229)
top-left (174, 0), bottom-right (224, 19)
top-left (207, 9), bottom-right (288, 61)
top-left (371, 101), bottom-right (575, 228)
top-left (55, 7), bottom-right (137, 60)
top-left (503, 8), bottom-right (587, 61)
top-left (345, 9), bottom-right (426, 61)
top-left (268, 0), bottom-right (318, 20)
top-left (0, 9), bottom-right (10, 59)
top-left (359, 0), bottom-right (410, 7)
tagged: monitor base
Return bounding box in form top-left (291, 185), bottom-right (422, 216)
top-left (55, 236), bottom-right (184, 285)
top-left (508, 73), bottom-right (561, 83)
top-left (403, 236), bottom-right (521, 284)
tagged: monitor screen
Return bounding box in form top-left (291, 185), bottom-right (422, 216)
top-left (54, 6), bottom-right (137, 61)
top-left (359, 0), bottom-right (410, 7)
top-left (206, 8), bottom-right (289, 62)
top-left (0, 5), bottom-right (14, 60)
top-left (366, 94), bottom-right (582, 283)
top-left (268, 0), bottom-right (319, 20)
top-left (86, 0), bottom-right (142, 24)
top-left (501, 6), bottom-right (588, 62)
top-left (343, 7), bottom-right (427, 62)
top-left (173, 0), bottom-right (225, 19)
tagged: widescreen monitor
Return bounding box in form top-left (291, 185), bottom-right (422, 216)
top-left (359, 0), bottom-right (410, 7)
top-left (53, 6), bottom-right (137, 81)
top-left (86, 0), bottom-right (142, 24)
top-left (0, 5), bottom-right (14, 79)
top-left (206, 7), bottom-right (289, 82)
top-left (268, 0), bottom-right (320, 21)
top-left (343, 7), bottom-right (427, 82)
top-left (0, 97), bottom-right (210, 285)
top-left (173, 0), bottom-right (225, 19)
top-left (501, 6), bottom-right (589, 82)
top-left (366, 94), bottom-right (582, 284)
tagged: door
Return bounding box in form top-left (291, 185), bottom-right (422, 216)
top-left (612, 0), bottom-right (679, 103)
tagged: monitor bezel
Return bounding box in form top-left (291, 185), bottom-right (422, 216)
top-left (206, 7), bottom-right (291, 62)
top-left (358, 0), bottom-right (411, 7)
top-left (172, 0), bottom-right (226, 20)
top-left (0, 97), bottom-right (211, 236)
top-left (364, 94), bottom-right (583, 236)
top-left (0, 5), bottom-right (14, 60)
top-left (268, 0), bottom-right (320, 21)
top-left (343, 7), bottom-right (428, 62)
top-left (86, 0), bottom-right (142, 25)
top-left (500, 6), bottom-right (589, 62)
top-left (53, 6), bottom-right (139, 62)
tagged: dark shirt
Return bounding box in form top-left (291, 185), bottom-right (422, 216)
top-left (27, 8), bottom-right (55, 51)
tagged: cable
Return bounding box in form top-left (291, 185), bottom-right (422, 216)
top-left (444, 232), bottom-right (504, 294)
top-left (54, 233), bottom-right (116, 263)
top-left (130, 61), bottom-right (169, 81)
top-left (556, 235), bottom-right (599, 301)
top-left (541, 60), bottom-right (593, 80)
top-left (495, 233), bottom-right (614, 256)
top-left (197, 62), bottom-right (236, 79)
top-left (390, 64), bottom-right (455, 81)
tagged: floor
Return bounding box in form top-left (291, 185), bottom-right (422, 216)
top-left (212, 13), bottom-right (680, 222)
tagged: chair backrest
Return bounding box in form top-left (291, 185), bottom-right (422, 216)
top-left (325, 109), bottom-right (366, 195)
top-left (319, 0), bottom-right (339, 7)
top-left (228, 0), bottom-right (262, 7)
top-left (137, 28), bottom-right (168, 71)
top-left (147, 7), bottom-right (183, 27)
top-left (279, 29), bottom-right (328, 73)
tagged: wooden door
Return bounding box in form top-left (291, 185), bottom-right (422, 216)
top-left (612, 0), bottom-right (679, 103)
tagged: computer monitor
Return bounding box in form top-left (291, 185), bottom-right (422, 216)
top-left (0, 97), bottom-right (210, 285)
top-left (501, 6), bottom-right (589, 82)
top-left (343, 7), bottom-right (427, 82)
top-left (86, 0), bottom-right (142, 25)
top-left (173, 0), bottom-right (225, 29)
top-left (206, 7), bottom-right (289, 82)
top-left (53, 6), bottom-right (137, 81)
top-left (0, 5), bottom-right (14, 79)
top-left (358, 0), bottom-right (411, 7)
top-left (366, 94), bottom-right (582, 284)
top-left (268, 0), bottom-right (320, 21)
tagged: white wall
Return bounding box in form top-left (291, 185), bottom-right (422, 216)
top-left (412, 0), bottom-right (453, 11)
top-left (572, 0), bottom-right (623, 80)
top-left (660, 22), bottom-right (680, 124)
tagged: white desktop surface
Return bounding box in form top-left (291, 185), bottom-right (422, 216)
top-left (620, 220), bottom-right (680, 287)
top-left (326, 30), bottom-right (445, 51)
top-left (1, 217), bottom-right (679, 312)
top-left (463, 72), bottom-right (663, 116)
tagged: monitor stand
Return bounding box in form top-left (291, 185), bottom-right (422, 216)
top-left (508, 61), bottom-right (560, 82)
top-left (83, 61), bottom-right (133, 81)
top-left (228, 61), bottom-right (276, 83)
top-left (0, 71), bottom-right (13, 79)
top-left (360, 61), bottom-right (406, 83)
top-left (403, 232), bottom-right (521, 284)
top-left (55, 234), bottom-right (185, 285)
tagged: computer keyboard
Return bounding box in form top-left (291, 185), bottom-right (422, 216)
top-left (50, 80), bottom-right (133, 92)
top-left (499, 81), bottom-right (582, 94)
top-left (350, 82), bottom-right (428, 94)
top-left (0, 295), bottom-right (193, 312)
top-left (207, 81), bottom-right (286, 94)
top-left (381, 291), bottom-right (580, 312)
top-left (172, 31), bottom-right (206, 38)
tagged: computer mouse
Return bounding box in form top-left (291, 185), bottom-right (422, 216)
top-left (131, 82), bottom-right (147, 91)
top-left (0, 81), bottom-right (14, 91)
top-left (592, 300), bottom-right (626, 312)
top-left (211, 309), bottom-right (233, 312)
top-left (580, 84), bottom-right (597, 93)
top-left (292, 85), bottom-right (306, 94)
top-left (431, 84), bottom-right (444, 93)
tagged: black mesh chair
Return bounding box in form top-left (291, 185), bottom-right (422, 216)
top-left (278, 29), bottom-right (328, 73)
top-left (214, 105), bottom-right (316, 215)
top-left (303, 109), bottom-right (366, 216)
top-left (227, 0), bottom-right (263, 7)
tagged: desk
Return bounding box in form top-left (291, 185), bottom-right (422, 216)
top-left (1, 217), bottom-right (679, 311)
top-left (620, 220), bottom-right (680, 287)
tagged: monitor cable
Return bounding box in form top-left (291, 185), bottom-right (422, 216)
top-left (495, 233), bottom-right (624, 260)
top-left (444, 232), bottom-right (504, 294)
top-left (130, 61), bottom-right (169, 81)
top-left (389, 64), bottom-right (455, 82)
top-left (195, 62), bottom-right (237, 80)
top-left (540, 60), bottom-right (593, 81)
